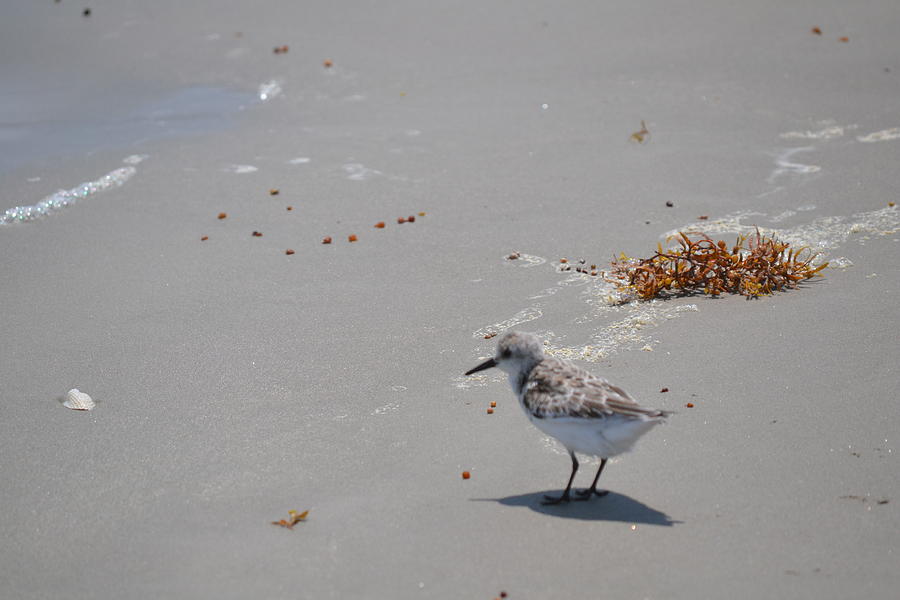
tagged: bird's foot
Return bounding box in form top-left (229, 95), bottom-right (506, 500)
top-left (574, 488), bottom-right (610, 501)
top-left (541, 492), bottom-right (571, 505)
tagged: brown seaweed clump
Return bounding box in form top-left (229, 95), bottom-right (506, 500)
top-left (609, 230), bottom-right (828, 299)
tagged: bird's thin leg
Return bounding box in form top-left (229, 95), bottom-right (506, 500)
top-left (575, 458), bottom-right (610, 499)
top-left (542, 452), bottom-right (579, 505)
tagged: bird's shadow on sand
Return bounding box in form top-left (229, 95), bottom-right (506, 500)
top-left (472, 491), bottom-right (682, 525)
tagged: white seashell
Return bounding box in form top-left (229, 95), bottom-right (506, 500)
top-left (63, 389), bottom-right (95, 411)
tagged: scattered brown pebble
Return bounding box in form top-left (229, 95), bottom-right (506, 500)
top-left (839, 36), bottom-right (849, 43)
top-left (269, 188), bottom-right (280, 195)
top-left (665, 201), bottom-right (674, 207)
top-left (487, 408), bottom-right (494, 414)
top-left (877, 499), bottom-right (890, 505)
top-left (418, 211), bottom-right (426, 216)
top-left (273, 45), bottom-right (289, 54)
top-left (660, 387), bottom-right (669, 393)
top-left (252, 231), bottom-right (263, 237)
top-left (374, 221), bottom-right (385, 228)
top-left (484, 332), bottom-right (497, 339)
top-left (397, 217), bottom-right (407, 224)
top-left (285, 249), bottom-right (295, 255)
top-left (500, 593), bottom-right (508, 599)
top-left (217, 212), bottom-right (227, 220)
top-left (506, 252), bottom-right (520, 260)
top-left (461, 471), bottom-right (470, 480)
top-left (348, 234), bottom-right (358, 242)
top-left (323, 59), bottom-right (333, 68)
top-left (590, 270), bottom-right (598, 276)
top-left (698, 215), bottom-right (709, 220)
top-left (590, 264), bottom-right (597, 269)
top-left (811, 26), bottom-right (822, 35)
top-left (490, 401), bottom-right (497, 408)
top-left (286, 206), bottom-right (293, 211)
top-left (201, 236), bottom-right (209, 241)
top-left (83, 8), bottom-right (91, 17)
top-left (560, 258), bottom-right (568, 264)
top-left (888, 202), bottom-right (895, 207)
top-left (322, 236), bottom-right (332, 244)
top-left (686, 402), bottom-right (694, 408)
top-left (407, 215), bottom-right (416, 223)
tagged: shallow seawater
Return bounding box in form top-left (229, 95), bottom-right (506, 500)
top-left (0, 79), bottom-right (254, 174)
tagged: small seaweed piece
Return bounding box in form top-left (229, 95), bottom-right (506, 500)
top-left (271, 509), bottom-right (310, 530)
top-left (630, 120), bottom-right (650, 144)
top-left (608, 229), bottom-right (827, 300)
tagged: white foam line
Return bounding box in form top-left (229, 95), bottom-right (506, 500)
top-left (473, 307), bottom-right (543, 339)
top-left (543, 303), bottom-right (699, 362)
top-left (857, 127), bottom-right (900, 143)
top-left (767, 147), bottom-right (821, 184)
top-left (2, 159), bottom-right (140, 225)
top-left (667, 205), bottom-right (900, 257)
top-left (780, 125), bottom-right (852, 140)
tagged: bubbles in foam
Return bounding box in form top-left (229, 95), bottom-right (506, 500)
top-left (1, 158), bottom-right (140, 225)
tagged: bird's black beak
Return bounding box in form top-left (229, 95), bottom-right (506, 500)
top-left (465, 357), bottom-right (497, 376)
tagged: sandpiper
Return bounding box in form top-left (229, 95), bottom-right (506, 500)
top-left (465, 331), bottom-right (668, 504)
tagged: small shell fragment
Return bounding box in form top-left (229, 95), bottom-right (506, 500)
top-left (63, 389), bottom-right (95, 411)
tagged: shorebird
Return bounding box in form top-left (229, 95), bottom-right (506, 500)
top-left (465, 331), bottom-right (668, 504)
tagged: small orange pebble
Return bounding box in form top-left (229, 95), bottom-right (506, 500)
top-left (201, 236), bottom-right (209, 241)
top-left (560, 258), bottom-right (568, 264)
top-left (418, 211), bottom-right (425, 216)
top-left (686, 402), bottom-right (694, 408)
top-left (286, 206), bottom-right (293, 211)
top-left (660, 387), bottom-right (669, 393)
top-left (506, 252), bottom-right (520, 260)
top-left (487, 408), bottom-right (494, 414)
top-left (839, 36), bottom-right (849, 43)
top-left (698, 215), bottom-right (709, 220)
top-left (348, 234), bottom-right (358, 242)
top-left (322, 236), bottom-right (332, 244)
top-left (397, 216), bottom-right (406, 224)
top-left (889, 202), bottom-right (896, 207)
top-left (374, 221), bottom-right (385, 228)
top-left (461, 471), bottom-right (471, 479)
top-left (407, 215), bottom-right (415, 223)
top-left (323, 59), bottom-right (333, 68)
top-left (252, 231), bottom-right (263, 237)
top-left (811, 26), bottom-right (822, 35)
top-left (484, 332), bottom-right (497, 339)
top-left (217, 212), bottom-right (227, 220)
top-left (590, 270), bottom-right (598, 276)
top-left (490, 401), bottom-right (497, 408)
top-left (269, 188), bottom-right (280, 195)
top-left (273, 45), bottom-right (289, 54)
top-left (285, 249), bottom-right (295, 255)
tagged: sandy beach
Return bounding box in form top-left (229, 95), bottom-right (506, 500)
top-left (2, 1), bottom-right (898, 598)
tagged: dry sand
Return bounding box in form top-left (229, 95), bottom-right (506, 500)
top-left (1, 1), bottom-right (898, 598)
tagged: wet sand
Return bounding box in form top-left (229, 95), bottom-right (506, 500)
top-left (1, 1), bottom-right (898, 598)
